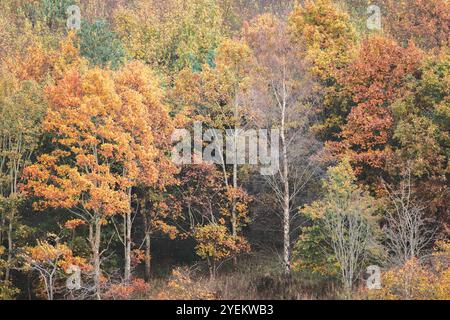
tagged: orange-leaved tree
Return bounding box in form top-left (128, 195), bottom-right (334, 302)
top-left (381, 0), bottom-right (449, 50)
top-left (194, 224), bottom-right (250, 279)
top-left (329, 36), bottom-right (423, 183)
top-left (23, 240), bottom-right (90, 300)
top-left (23, 59), bottom-right (175, 296)
top-left (113, 60), bottom-right (178, 282)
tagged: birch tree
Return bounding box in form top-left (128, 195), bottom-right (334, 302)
top-left (243, 13), bottom-right (321, 275)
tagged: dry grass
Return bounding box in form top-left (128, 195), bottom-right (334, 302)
top-left (148, 253), bottom-right (343, 300)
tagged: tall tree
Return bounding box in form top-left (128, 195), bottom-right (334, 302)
top-left (0, 69), bottom-right (46, 282)
top-left (113, 61), bottom-right (177, 282)
top-left (243, 13), bottom-right (321, 275)
top-left (329, 36), bottom-right (423, 181)
top-left (23, 67), bottom-right (126, 299)
top-left (289, 0), bottom-right (357, 141)
top-left (173, 38), bottom-right (254, 245)
top-left (22, 58), bottom-right (173, 295)
top-left (389, 49), bottom-right (449, 232)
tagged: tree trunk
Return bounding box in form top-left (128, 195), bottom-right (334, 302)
top-left (208, 258), bottom-right (216, 281)
top-left (144, 231), bottom-right (151, 281)
top-left (231, 156), bottom-right (238, 268)
top-left (91, 219), bottom-right (102, 300)
top-left (143, 214), bottom-right (151, 282)
top-left (231, 162), bottom-right (238, 238)
top-left (5, 209), bottom-right (14, 281)
top-left (282, 162), bottom-right (290, 275)
top-left (124, 211), bottom-right (132, 283)
top-left (231, 99), bottom-right (239, 268)
top-left (48, 275), bottom-right (54, 300)
top-left (281, 104), bottom-right (290, 276)
top-left (343, 276), bottom-right (352, 299)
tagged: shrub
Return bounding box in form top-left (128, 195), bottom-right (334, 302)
top-left (369, 241), bottom-right (450, 300)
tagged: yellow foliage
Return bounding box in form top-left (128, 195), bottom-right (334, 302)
top-left (113, 0), bottom-right (223, 75)
top-left (289, 0), bottom-right (357, 80)
top-left (156, 267), bottom-right (216, 300)
top-left (24, 240), bottom-right (90, 273)
top-left (194, 224), bottom-right (250, 262)
top-left (369, 242), bottom-right (450, 300)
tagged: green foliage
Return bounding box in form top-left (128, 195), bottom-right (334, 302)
top-left (0, 75), bottom-right (46, 195)
top-left (113, 0), bottom-right (223, 75)
top-left (293, 222), bottom-right (339, 278)
top-left (40, 0), bottom-right (77, 29)
top-left (389, 49), bottom-right (449, 215)
top-left (77, 19), bottom-right (125, 69)
top-left (294, 160), bottom-right (380, 282)
top-left (392, 50), bottom-right (449, 178)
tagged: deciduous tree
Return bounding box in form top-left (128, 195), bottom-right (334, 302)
top-left (329, 36), bottom-right (423, 181)
top-left (243, 13), bottom-right (321, 275)
top-left (295, 160), bottom-right (380, 295)
top-left (0, 69), bottom-right (46, 282)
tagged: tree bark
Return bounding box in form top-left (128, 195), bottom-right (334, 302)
top-left (231, 98), bottom-right (239, 268)
top-left (4, 207), bottom-right (15, 281)
top-left (91, 219), bottom-right (102, 300)
top-left (124, 211), bottom-right (132, 283)
top-left (143, 214), bottom-right (152, 282)
top-left (281, 102), bottom-right (290, 276)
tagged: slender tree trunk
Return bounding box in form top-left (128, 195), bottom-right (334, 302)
top-left (91, 219), bottom-right (102, 300)
top-left (5, 208), bottom-right (15, 281)
top-left (208, 258), bottom-right (216, 281)
top-left (0, 209), bottom-right (4, 249)
top-left (124, 211), bottom-right (132, 283)
top-left (231, 99), bottom-right (239, 268)
top-left (143, 214), bottom-right (151, 282)
top-left (280, 104), bottom-right (290, 276)
top-left (343, 274), bottom-right (352, 299)
top-left (48, 275), bottom-right (54, 300)
top-left (231, 162), bottom-right (238, 238)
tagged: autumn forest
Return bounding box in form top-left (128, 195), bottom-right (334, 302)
top-left (0, 0), bottom-right (449, 301)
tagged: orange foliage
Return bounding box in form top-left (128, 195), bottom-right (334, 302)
top-left (382, 0), bottom-right (449, 49)
top-left (64, 219), bottom-right (86, 230)
top-left (369, 241), bottom-right (450, 300)
top-left (194, 224), bottom-right (250, 268)
top-left (329, 36), bottom-right (423, 175)
top-left (6, 32), bottom-right (86, 83)
top-left (104, 278), bottom-right (150, 300)
top-left (23, 60), bottom-right (175, 218)
top-left (24, 240), bottom-right (90, 273)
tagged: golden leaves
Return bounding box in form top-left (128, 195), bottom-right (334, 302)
top-left (64, 219), bottom-right (86, 230)
top-left (369, 256), bottom-right (450, 300)
top-left (194, 224), bottom-right (250, 261)
top-left (24, 59), bottom-right (175, 219)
